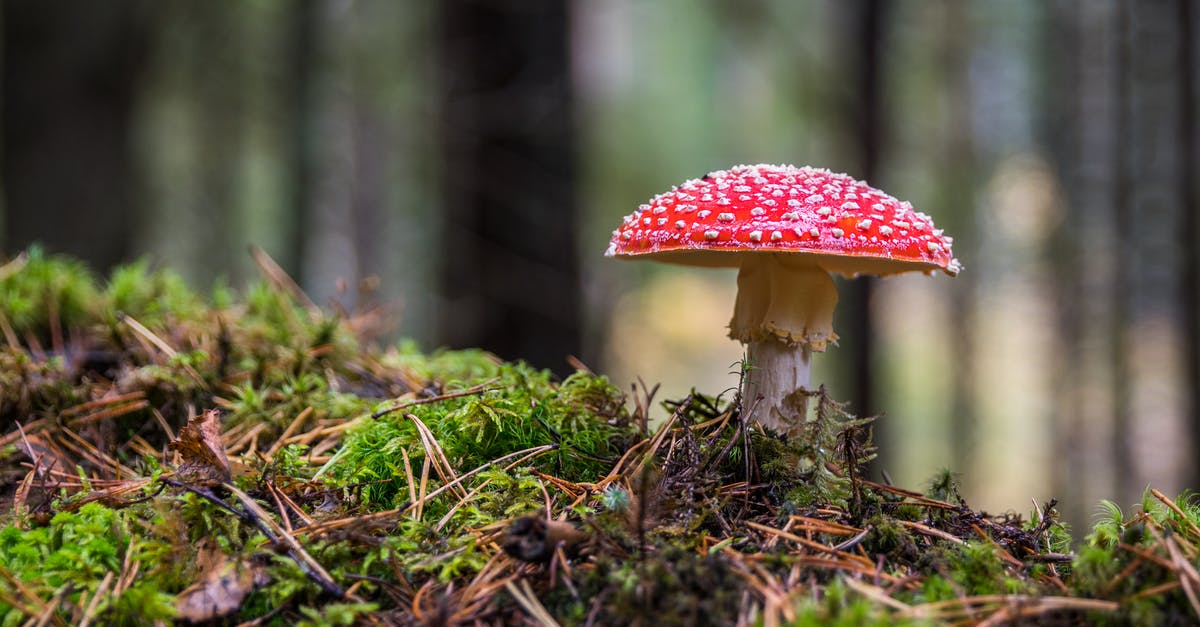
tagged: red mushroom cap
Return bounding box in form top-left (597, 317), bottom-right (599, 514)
top-left (606, 164), bottom-right (961, 277)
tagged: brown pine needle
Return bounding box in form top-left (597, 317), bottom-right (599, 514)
top-left (505, 579), bottom-right (560, 627)
top-left (1151, 488), bottom-right (1200, 540)
top-left (266, 407), bottom-right (314, 457)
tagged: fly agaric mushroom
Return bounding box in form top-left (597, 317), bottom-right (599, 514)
top-left (606, 164), bottom-right (960, 436)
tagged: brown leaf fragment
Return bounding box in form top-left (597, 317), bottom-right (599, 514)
top-left (169, 409), bottom-right (232, 486)
top-left (502, 515), bottom-right (587, 563)
top-left (175, 542), bottom-right (268, 623)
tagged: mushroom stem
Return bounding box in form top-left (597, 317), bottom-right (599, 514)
top-left (743, 338), bottom-right (812, 434)
top-left (730, 255), bottom-right (839, 435)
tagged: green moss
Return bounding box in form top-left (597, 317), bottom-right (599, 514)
top-left (328, 358), bottom-right (635, 510)
top-left (794, 580), bottom-right (930, 626)
top-left (0, 503), bottom-right (176, 624)
top-left (105, 259), bottom-right (206, 326)
top-left (2, 249), bottom-right (1199, 624)
top-left (0, 246), bottom-right (99, 338)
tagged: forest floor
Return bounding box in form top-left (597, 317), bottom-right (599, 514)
top-left (0, 248), bottom-right (1198, 625)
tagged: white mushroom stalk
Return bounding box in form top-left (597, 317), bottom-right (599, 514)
top-left (607, 164), bottom-right (960, 439)
top-left (729, 255), bottom-right (839, 431)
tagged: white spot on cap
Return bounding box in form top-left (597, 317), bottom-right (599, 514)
top-left (878, 225), bottom-right (893, 236)
top-left (717, 197), bottom-right (732, 205)
top-left (793, 227), bottom-right (808, 238)
top-left (816, 207), bottom-right (832, 216)
top-left (841, 201), bottom-right (858, 210)
top-left (892, 220), bottom-right (909, 229)
top-left (697, 210), bottom-right (711, 218)
top-left (806, 194), bottom-right (824, 203)
top-left (809, 227), bottom-right (819, 237)
top-left (657, 217), bottom-right (668, 226)
top-left (621, 232), bottom-right (632, 240)
top-left (750, 207), bottom-right (766, 216)
top-left (872, 203), bottom-right (886, 213)
top-left (771, 230), bottom-right (783, 241)
top-left (653, 205), bottom-right (667, 214)
top-left (704, 230), bottom-right (720, 240)
top-left (738, 195), bottom-right (751, 201)
top-left (857, 219), bottom-right (872, 230)
top-left (748, 230), bottom-right (763, 242)
top-left (675, 220), bottom-right (686, 229)
top-left (642, 217), bottom-right (651, 225)
top-left (717, 212), bottom-right (734, 222)
top-left (831, 228), bottom-right (845, 238)
top-left (788, 199), bottom-right (801, 208)
top-left (772, 189), bottom-right (785, 198)
top-left (927, 241), bottom-right (942, 252)
top-left (781, 212), bottom-right (799, 221)
top-left (734, 185), bottom-right (752, 192)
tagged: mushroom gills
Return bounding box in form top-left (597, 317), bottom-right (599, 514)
top-left (729, 254), bottom-right (839, 350)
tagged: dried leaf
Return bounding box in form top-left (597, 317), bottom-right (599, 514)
top-left (174, 541), bottom-right (267, 623)
top-left (169, 409), bottom-right (231, 486)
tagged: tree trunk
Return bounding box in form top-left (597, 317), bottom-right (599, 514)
top-left (841, 0), bottom-right (887, 432)
top-left (1, 0), bottom-right (149, 270)
top-left (1178, 0), bottom-right (1200, 490)
top-left (436, 0), bottom-right (580, 373)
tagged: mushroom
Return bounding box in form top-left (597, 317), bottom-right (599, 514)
top-left (606, 164), bottom-right (960, 436)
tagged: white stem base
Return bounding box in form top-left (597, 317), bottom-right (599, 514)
top-left (742, 338), bottom-right (812, 436)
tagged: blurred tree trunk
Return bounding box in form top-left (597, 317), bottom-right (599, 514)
top-left (1116, 0), bottom-right (1190, 500)
top-left (840, 0), bottom-right (886, 443)
top-left (436, 0), bottom-right (580, 373)
top-left (186, 2), bottom-right (246, 281)
top-left (284, 0), bottom-right (319, 282)
top-left (1178, 0), bottom-right (1200, 490)
top-left (841, 0), bottom-right (885, 418)
top-left (1046, 0), bottom-right (1122, 530)
top-left (1051, 0), bottom-right (1194, 515)
top-left (938, 2), bottom-right (978, 482)
top-left (1, 0), bottom-right (148, 270)
top-left (1111, 0), bottom-right (1133, 502)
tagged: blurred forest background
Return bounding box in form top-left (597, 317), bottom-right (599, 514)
top-left (0, 0), bottom-right (1196, 533)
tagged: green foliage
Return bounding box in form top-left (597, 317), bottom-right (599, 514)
top-left (792, 580), bottom-right (929, 626)
top-left (0, 246), bottom-right (99, 339)
top-left (0, 503), bottom-right (177, 624)
top-left (4, 250), bottom-right (1200, 624)
top-left (297, 602), bottom-right (380, 627)
top-left (948, 542), bottom-right (1022, 596)
top-left (330, 355), bottom-right (635, 510)
top-left (563, 548), bottom-right (744, 626)
top-left (105, 259), bottom-right (206, 325)
top-left (780, 389), bottom-right (875, 511)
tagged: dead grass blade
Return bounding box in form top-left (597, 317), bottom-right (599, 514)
top-left (504, 579), bottom-right (560, 627)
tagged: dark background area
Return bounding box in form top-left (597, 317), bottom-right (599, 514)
top-left (1, 0), bottom-right (1197, 530)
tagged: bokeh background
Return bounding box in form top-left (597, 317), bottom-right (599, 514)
top-left (1, 0), bottom-right (1196, 533)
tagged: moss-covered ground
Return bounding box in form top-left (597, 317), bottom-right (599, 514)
top-left (1, 247), bottom-right (1199, 625)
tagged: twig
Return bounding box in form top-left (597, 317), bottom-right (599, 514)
top-left (371, 379), bottom-right (500, 419)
